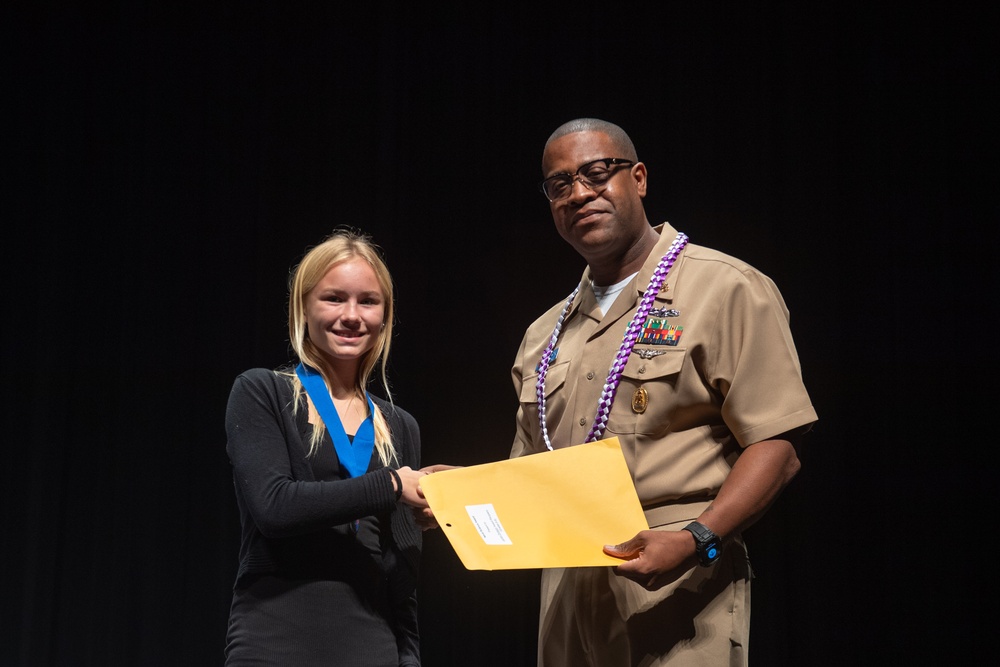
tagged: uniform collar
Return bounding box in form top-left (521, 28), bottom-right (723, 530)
top-left (570, 222), bottom-right (685, 331)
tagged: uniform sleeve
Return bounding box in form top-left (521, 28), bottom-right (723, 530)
top-left (708, 271), bottom-right (818, 446)
top-left (510, 331), bottom-right (534, 459)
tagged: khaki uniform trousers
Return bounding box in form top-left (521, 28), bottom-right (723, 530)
top-left (537, 523), bottom-right (751, 667)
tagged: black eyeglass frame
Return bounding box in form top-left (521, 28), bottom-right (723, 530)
top-left (539, 157), bottom-right (635, 202)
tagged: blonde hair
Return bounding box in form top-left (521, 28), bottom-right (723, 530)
top-left (286, 228), bottom-right (397, 464)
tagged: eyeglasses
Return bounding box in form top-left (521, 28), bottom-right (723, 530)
top-left (539, 158), bottom-right (635, 202)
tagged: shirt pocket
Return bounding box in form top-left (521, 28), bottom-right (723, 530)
top-left (519, 360), bottom-right (569, 405)
top-left (608, 348), bottom-right (687, 436)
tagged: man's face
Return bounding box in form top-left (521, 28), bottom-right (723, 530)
top-left (541, 131), bottom-right (647, 263)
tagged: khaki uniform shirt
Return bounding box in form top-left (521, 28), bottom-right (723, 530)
top-left (511, 222), bottom-right (818, 525)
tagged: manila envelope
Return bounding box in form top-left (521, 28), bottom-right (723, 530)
top-left (419, 436), bottom-right (649, 570)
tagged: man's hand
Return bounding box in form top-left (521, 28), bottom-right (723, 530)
top-left (603, 529), bottom-right (698, 591)
top-left (604, 435), bottom-right (802, 589)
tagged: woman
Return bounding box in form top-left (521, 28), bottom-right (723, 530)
top-left (224, 229), bottom-right (434, 666)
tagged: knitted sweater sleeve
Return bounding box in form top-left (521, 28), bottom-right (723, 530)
top-left (226, 369), bottom-right (399, 537)
top-left (378, 399), bottom-right (423, 666)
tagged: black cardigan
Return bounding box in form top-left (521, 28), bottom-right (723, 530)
top-left (225, 367), bottom-right (422, 663)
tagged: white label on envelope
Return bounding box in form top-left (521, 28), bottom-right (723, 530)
top-left (465, 503), bottom-right (512, 545)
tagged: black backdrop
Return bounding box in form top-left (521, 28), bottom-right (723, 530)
top-left (4, 3), bottom-right (995, 666)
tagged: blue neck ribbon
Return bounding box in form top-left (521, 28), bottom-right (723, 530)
top-left (295, 362), bottom-right (375, 478)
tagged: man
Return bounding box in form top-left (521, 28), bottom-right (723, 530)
top-left (510, 118), bottom-right (818, 666)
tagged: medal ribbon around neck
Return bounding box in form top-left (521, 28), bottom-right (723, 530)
top-left (534, 232), bottom-right (689, 450)
top-left (295, 362), bottom-right (376, 478)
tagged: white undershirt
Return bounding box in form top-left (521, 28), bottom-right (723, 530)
top-left (591, 272), bottom-right (638, 315)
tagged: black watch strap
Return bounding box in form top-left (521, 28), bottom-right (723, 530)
top-left (682, 521), bottom-right (722, 566)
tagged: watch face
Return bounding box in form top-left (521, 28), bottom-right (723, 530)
top-left (684, 523), bottom-right (722, 566)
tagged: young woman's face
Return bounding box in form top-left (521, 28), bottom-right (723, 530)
top-left (305, 257), bottom-right (385, 365)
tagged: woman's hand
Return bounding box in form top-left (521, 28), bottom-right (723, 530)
top-left (394, 466), bottom-right (429, 508)
top-left (411, 463), bottom-right (463, 530)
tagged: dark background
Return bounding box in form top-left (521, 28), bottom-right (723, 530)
top-left (4, 3), bottom-right (995, 666)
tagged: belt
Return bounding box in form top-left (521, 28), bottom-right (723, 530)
top-left (643, 498), bottom-right (713, 528)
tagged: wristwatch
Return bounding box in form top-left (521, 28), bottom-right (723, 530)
top-left (682, 521), bottom-right (722, 567)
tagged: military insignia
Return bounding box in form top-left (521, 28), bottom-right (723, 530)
top-left (631, 387), bottom-right (648, 414)
top-left (638, 309), bottom-right (683, 347)
top-left (535, 347), bottom-right (559, 372)
top-left (636, 348), bottom-right (667, 359)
